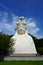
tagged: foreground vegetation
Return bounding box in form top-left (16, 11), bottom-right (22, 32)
top-left (0, 32), bottom-right (43, 56)
top-left (0, 61), bottom-right (43, 65)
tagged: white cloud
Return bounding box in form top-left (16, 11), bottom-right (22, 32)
top-left (2, 11), bottom-right (8, 23)
top-left (28, 22), bottom-right (36, 28)
top-left (0, 11), bottom-right (42, 38)
top-left (26, 17), bottom-right (40, 36)
top-left (0, 11), bottom-right (18, 34)
top-left (0, 29), bottom-right (1, 32)
top-left (38, 35), bottom-right (43, 39)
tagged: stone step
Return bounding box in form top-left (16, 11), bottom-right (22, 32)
top-left (10, 54), bottom-right (37, 57)
top-left (4, 56), bottom-right (43, 61)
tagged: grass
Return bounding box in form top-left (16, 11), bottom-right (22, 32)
top-left (0, 61), bottom-right (43, 65)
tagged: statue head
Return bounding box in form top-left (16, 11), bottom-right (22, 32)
top-left (16, 16), bottom-right (27, 35)
top-left (19, 16), bottom-right (24, 21)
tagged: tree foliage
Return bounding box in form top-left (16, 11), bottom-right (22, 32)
top-left (0, 32), bottom-right (10, 55)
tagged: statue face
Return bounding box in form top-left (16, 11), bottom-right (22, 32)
top-left (16, 23), bottom-right (26, 35)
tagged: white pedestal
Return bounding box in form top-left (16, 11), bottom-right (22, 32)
top-left (11, 32), bottom-right (37, 55)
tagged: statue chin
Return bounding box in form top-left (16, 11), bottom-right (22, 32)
top-left (17, 30), bottom-right (25, 35)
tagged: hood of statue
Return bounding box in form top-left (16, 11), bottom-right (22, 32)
top-left (16, 16), bottom-right (27, 35)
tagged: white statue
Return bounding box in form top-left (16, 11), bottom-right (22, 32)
top-left (10, 16), bottom-right (37, 55)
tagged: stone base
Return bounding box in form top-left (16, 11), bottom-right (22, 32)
top-left (4, 56), bottom-right (43, 61)
top-left (10, 53), bottom-right (37, 57)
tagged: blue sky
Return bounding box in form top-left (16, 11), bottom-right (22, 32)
top-left (0, 0), bottom-right (43, 39)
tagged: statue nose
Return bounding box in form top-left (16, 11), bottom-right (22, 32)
top-left (19, 28), bottom-right (22, 31)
